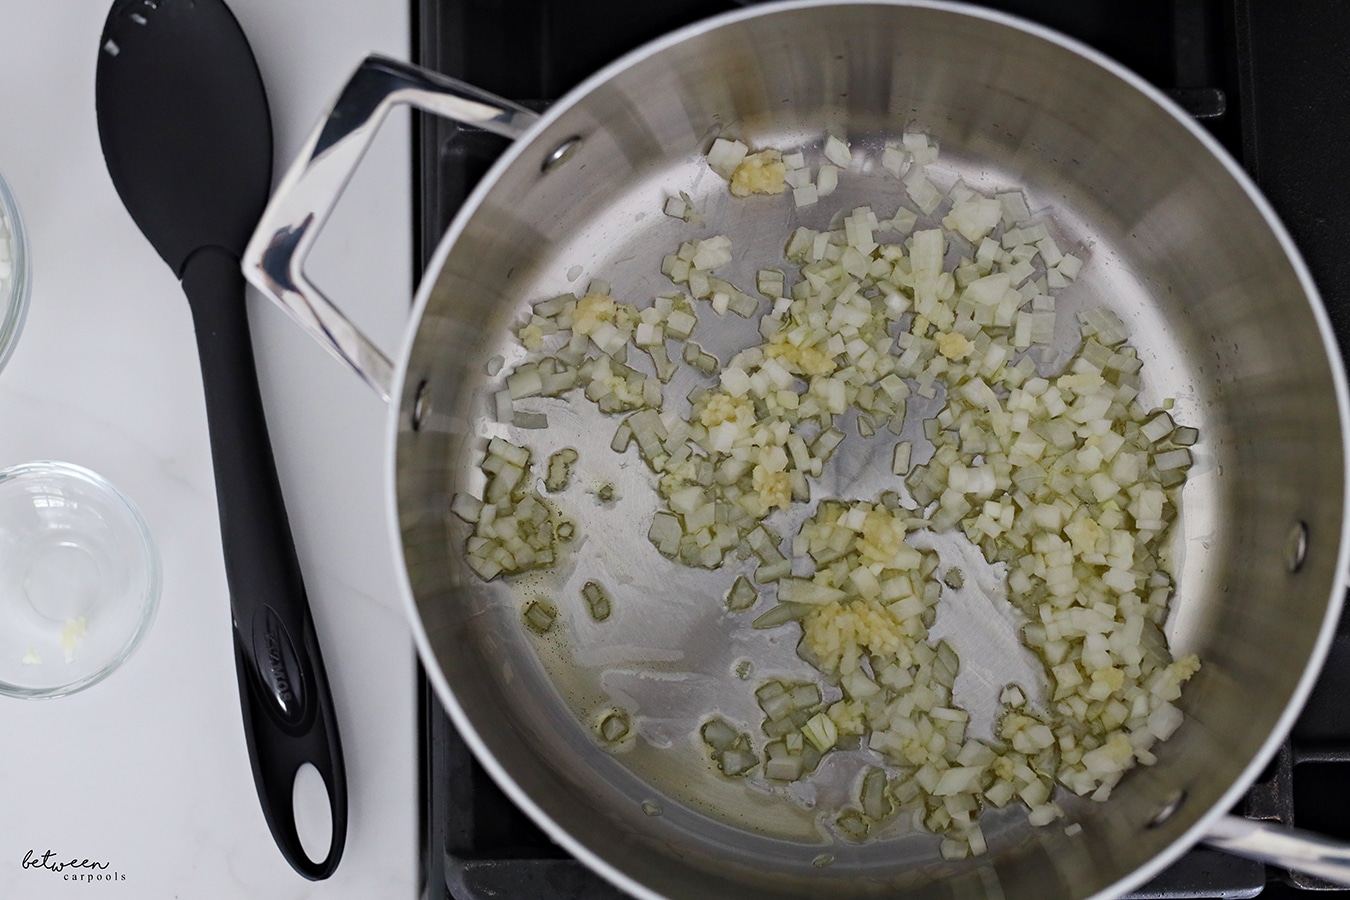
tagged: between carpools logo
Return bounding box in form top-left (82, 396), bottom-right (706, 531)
top-left (20, 850), bottom-right (126, 882)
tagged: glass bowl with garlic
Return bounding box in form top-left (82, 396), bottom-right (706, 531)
top-left (0, 462), bottom-right (160, 698)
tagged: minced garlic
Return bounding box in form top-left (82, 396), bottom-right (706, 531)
top-left (729, 149), bottom-right (787, 197)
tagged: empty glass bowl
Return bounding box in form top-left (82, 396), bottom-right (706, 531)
top-left (0, 462), bottom-right (160, 698)
top-left (0, 169), bottom-right (30, 374)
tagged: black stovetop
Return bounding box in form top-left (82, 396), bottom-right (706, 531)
top-left (411, 2), bottom-right (1350, 897)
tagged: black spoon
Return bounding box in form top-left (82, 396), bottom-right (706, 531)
top-left (95, 0), bottom-right (346, 880)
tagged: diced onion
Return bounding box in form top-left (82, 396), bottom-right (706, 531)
top-left (707, 137), bottom-right (749, 179)
top-left (471, 126), bottom-right (1203, 859)
top-left (816, 164), bottom-right (839, 197)
top-left (823, 134), bottom-right (852, 168)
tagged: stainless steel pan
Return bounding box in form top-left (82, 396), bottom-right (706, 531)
top-left (243, 2), bottom-right (1350, 896)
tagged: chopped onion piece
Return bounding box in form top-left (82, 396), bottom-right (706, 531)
top-left (523, 598), bottom-right (556, 634)
top-left (892, 441), bottom-right (913, 476)
top-left (794, 184), bottom-right (819, 207)
top-left (803, 712), bottom-right (839, 752)
top-left (816, 164), bottom-right (839, 197)
top-left (997, 191), bottom-right (1031, 225)
top-left (648, 511), bottom-right (682, 557)
top-left (823, 134), bottom-right (852, 168)
top-left (752, 602), bottom-right (812, 629)
top-left (1154, 448), bottom-right (1193, 471)
top-left (882, 144), bottom-right (908, 178)
top-left (507, 366), bottom-right (543, 399)
top-left (905, 172), bottom-right (942, 215)
top-left (754, 558), bottom-right (792, 583)
top-left (598, 710), bottom-right (629, 742)
top-left (726, 575), bottom-right (758, 611)
top-left (707, 137), bottom-right (749, 179)
top-left (582, 580), bottom-right (612, 621)
top-left (785, 166), bottom-right (813, 189)
top-left (451, 492), bottom-right (482, 523)
top-left (663, 194), bottom-right (689, 220)
top-left (719, 749), bottom-right (759, 777)
top-left (1142, 411), bottom-right (1176, 443)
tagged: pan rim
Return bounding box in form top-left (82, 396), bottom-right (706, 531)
top-left (385, 1), bottom-right (1350, 897)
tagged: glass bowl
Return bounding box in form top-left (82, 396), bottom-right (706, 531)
top-left (0, 462), bottom-right (161, 698)
top-left (0, 169), bottom-right (30, 375)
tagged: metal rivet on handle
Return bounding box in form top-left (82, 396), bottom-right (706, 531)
top-left (1286, 521), bottom-right (1309, 573)
top-left (542, 136), bottom-right (583, 173)
top-left (411, 379), bottom-right (430, 432)
top-left (1146, 790), bottom-right (1187, 829)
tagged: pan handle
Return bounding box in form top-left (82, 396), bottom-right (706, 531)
top-left (241, 55), bottom-right (538, 402)
top-left (1204, 814), bottom-right (1350, 887)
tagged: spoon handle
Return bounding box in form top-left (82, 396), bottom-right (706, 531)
top-left (182, 246), bottom-right (347, 880)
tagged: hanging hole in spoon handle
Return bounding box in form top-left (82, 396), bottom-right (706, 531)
top-left (242, 54), bottom-right (540, 402)
top-left (292, 763), bottom-right (334, 864)
top-left (1203, 814), bottom-right (1350, 887)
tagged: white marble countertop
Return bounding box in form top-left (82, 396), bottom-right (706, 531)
top-left (0, 1), bottom-right (419, 897)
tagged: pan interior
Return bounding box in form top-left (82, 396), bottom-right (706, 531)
top-left (396, 4), bottom-right (1345, 898)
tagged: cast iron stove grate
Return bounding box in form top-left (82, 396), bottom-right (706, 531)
top-left (411, 2), bottom-right (1350, 897)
